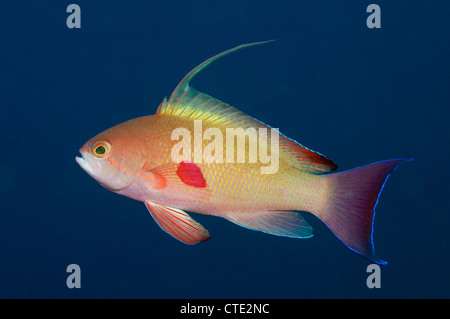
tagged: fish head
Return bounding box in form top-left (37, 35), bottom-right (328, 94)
top-left (76, 119), bottom-right (148, 192)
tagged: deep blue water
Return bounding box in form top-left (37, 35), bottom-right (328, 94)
top-left (0, 1), bottom-right (449, 298)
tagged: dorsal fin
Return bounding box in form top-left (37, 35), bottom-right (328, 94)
top-left (158, 40), bottom-right (275, 115)
top-left (156, 41), bottom-right (337, 174)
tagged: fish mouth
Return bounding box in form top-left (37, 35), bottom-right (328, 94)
top-left (75, 149), bottom-right (95, 176)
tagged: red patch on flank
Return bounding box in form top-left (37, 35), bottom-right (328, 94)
top-left (176, 161), bottom-right (207, 187)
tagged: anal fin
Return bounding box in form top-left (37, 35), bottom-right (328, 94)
top-left (224, 211), bottom-right (313, 238)
top-left (145, 201), bottom-right (210, 244)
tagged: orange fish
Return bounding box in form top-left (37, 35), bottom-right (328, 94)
top-left (76, 41), bottom-right (411, 264)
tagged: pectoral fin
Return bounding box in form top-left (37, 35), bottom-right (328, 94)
top-left (145, 201), bottom-right (210, 244)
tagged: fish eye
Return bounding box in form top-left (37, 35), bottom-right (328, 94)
top-left (92, 140), bottom-right (111, 158)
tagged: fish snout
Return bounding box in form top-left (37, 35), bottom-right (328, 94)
top-left (75, 147), bottom-right (95, 176)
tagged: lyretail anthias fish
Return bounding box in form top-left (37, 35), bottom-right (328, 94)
top-left (76, 41), bottom-right (411, 264)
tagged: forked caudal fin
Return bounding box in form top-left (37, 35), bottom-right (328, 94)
top-left (315, 158), bottom-right (413, 264)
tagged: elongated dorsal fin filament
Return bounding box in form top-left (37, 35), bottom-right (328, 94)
top-left (165, 40), bottom-right (276, 110)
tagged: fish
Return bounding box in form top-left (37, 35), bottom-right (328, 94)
top-left (76, 40), bottom-right (411, 264)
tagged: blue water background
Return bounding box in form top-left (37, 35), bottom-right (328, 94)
top-left (0, 1), bottom-right (449, 298)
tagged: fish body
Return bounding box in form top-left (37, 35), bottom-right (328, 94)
top-left (76, 41), bottom-right (411, 264)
